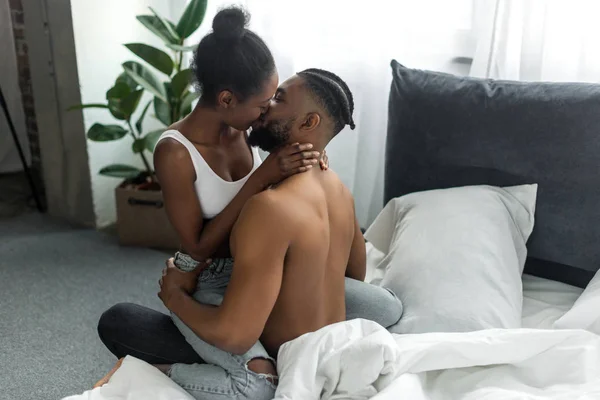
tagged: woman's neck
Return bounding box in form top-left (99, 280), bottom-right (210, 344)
top-left (178, 103), bottom-right (231, 146)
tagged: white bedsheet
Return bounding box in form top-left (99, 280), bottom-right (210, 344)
top-left (274, 319), bottom-right (600, 400)
top-left (522, 274), bottom-right (583, 329)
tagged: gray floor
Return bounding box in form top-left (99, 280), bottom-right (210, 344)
top-left (0, 212), bottom-right (170, 400)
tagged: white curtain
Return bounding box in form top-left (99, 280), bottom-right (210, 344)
top-left (187, 0), bottom-right (473, 226)
top-left (470, 0), bottom-right (600, 82)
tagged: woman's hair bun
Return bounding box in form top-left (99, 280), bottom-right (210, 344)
top-left (212, 6), bottom-right (249, 43)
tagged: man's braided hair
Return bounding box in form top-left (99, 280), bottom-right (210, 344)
top-left (297, 68), bottom-right (355, 136)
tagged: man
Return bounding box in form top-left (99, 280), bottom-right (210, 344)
top-left (162, 68), bottom-right (362, 350)
top-left (95, 69), bottom-right (399, 399)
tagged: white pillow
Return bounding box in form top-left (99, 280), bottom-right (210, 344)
top-left (365, 241), bottom-right (386, 284)
top-left (365, 184), bottom-right (537, 334)
top-left (554, 270), bottom-right (600, 333)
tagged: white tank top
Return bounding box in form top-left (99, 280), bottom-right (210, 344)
top-left (157, 129), bottom-right (262, 219)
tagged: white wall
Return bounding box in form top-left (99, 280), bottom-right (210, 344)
top-left (71, 0), bottom-right (185, 227)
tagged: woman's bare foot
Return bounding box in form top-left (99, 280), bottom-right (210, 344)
top-left (93, 357), bottom-right (124, 388)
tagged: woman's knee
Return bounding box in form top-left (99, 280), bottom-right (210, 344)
top-left (381, 288), bottom-right (403, 327)
top-left (364, 287), bottom-right (403, 328)
top-left (97, 302), bottom-right (135, 347)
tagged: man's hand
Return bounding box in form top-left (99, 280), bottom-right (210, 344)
top-left (160, 193), bottom-right (290, 355)
top-left (158, 258), bottom-right (199, 309)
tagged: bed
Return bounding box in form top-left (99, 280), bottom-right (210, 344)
top-left (63, 274), bottom-right (586, 400)
top-left (63, 63), bottom-right (600, 399)
top-left (273, 62), bottom-right (600, 399)
top-left (275, 62), bottom-right (600, 399)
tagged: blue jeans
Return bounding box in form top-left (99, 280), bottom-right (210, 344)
top-left (170, 258), bottom-right (276, 399)
top-left (169, 254), bottom-right (403, 400)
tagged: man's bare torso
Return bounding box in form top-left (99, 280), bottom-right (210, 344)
top-left (232, 169), bottom-right (355, 357)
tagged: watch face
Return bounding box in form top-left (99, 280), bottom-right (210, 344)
top-left (173, 252), bottom-right (198, 272)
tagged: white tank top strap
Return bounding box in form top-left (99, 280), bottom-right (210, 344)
top-left (156, 129), bottom-right (205, 174)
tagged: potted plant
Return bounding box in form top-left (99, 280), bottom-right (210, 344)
top-left (70, 0), bottom-right (207, 250)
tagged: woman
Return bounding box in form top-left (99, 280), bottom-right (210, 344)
top-left (96, 6), bottom-right (402, 399)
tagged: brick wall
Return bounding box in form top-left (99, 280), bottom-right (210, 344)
top-left (8, 0), bottom-right (45, 200)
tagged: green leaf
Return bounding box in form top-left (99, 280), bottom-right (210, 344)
top-left (124, 43), bottom-right (173, 76)
top-left (149, 7), bottom-right (180, 42)
top-left (108, 99), bottom-right (127, 120)
top-left (136, 15), bottom-right (179, 45)
top-left (123, 61), bottom-right (166, 102)
top-left (116, 72), bottom-right (139, 90)
top-left (171, 69), bottom-right (192, 99)
top-left (165, 43), bottom-right (198, 52)
top-left (180, 91), bottom-right (200, 114)
top-left (154, 97), bottom-right (171, 126)
top-left (99, 164), bottom-right (142, 179)
top-left (180, 102), bottom-right (192, 118)
top-left (176, 0), bottom-right (208, 39)
top-left (144, 129), bottom-right (164, 152)
top-left (67, 103), bottom-right (108, 111)
top-left (132, 138), bottom-right (146, 154)
top-left (105, 82), bottom-right (132, 120)
top-left (120, 89), bottom-right (144, 118)
top-left (164, 81), bottom-right (174, 103)
top-left (135, 100), bottom-right (152, 133)
top-left (106, 82), bottom-right (131, 100)
top-left (87, 123), bottom-right (128, 141)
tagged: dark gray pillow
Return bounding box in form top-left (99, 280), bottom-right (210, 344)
top-left (385, 60), bottom-right (600, 287)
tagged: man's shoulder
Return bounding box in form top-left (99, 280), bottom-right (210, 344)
top-left (232, 190), bottom-right (295, 245)
top-left (244, 190), bottom-right (292, 219)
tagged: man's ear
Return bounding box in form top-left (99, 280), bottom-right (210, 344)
top-left (217, 90), bottom-right (237, 109)
top-left (300, 112), bottom-right (320, 131)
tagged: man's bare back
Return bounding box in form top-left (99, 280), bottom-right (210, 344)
top-left (230, 168), bottom-right (357, 357)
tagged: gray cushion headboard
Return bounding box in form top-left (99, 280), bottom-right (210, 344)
top-left (386, 60), bottom-right (600, 287)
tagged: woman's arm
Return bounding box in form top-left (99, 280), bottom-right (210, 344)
top-left (154, 139), bottom-right (208, 261)
top-left (154, 139), bottom-right (320, 263)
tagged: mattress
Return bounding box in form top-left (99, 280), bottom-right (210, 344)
top-left (521, 273), bottom-right (583, 329)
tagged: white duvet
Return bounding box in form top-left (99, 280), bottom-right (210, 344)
top-left (66, 319), bottom-right (600, 400)
top-left (274, 319), bottom-right (600, 400)
top-left (62, 356), bottom-right (194, 400)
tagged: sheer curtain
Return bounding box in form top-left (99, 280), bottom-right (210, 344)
top-left (470, 0), bottom-right (600, 82)
top-left (187, 0), bottom-right (473, 226)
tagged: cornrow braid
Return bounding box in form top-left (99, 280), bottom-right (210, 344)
top-left (297, 68), bottom-right (355, 136)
